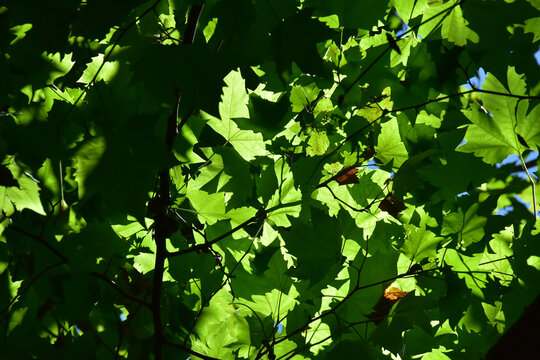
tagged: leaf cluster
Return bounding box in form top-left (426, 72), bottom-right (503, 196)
top-left (1, 0), bottom-right (540, 359)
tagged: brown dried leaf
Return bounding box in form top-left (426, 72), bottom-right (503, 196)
top-left (336, 168), bottom-right (359, 185)
top-left (379, 193), bottom-right (406, 218)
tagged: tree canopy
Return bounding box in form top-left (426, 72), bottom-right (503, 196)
top-left (1, 0), bottom-right (540, 359)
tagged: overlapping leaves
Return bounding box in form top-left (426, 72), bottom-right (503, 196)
top-left (1, 0), bottom-right (540, 360)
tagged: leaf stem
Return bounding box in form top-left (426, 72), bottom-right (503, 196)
top-left (59, 159), bottom-right (65, 206)
top-left (519, 152), bottom-right (537, 220)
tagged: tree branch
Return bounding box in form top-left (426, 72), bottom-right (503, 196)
top-left (269, 266), bottom-right (439, 351)
top-left (150, 4), bottom-right (205, 358)
top-left (167, 202), bottom-right (301, 258)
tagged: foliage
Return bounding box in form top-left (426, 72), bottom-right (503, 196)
top-left (1, 0), bottom-right (540, 359)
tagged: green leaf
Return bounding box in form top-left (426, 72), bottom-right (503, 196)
top-left (242, 91), bottom-right (290, 140)
top-left (418, 0), bottom-right (456, 39)
top-left (204, 70), bottom-right (267, 161)
top-left (481, 227), bottom-right (514, 285)
top-left (78, 54), bottom-right (119, 84)
top-left (441, 204), bottom-right (487, 248)
top-left (193, 290), bottom-right (249, 360)
top-left (4, 1), bottom-right (540, 358)
top-left (262, 158), bottom-right (302, 226)
top-left (441, 5), bottom-right (479, 46)
top-left (443, 249), bottom-right (486, 298)
top-left (516, 103), bottom-right (540, 149)
top-left (306, 130), bottom-right (330, 156)
top-left (392, 0), bottom-right (429, 21)
top-left (376, 117), bottom-right (408, 167)
top-left (306, 0), bottom-right (389, 29)
top-left (290, 82), bottom-right (319, 112)
top-left (524, 17), bottom-right (540, 42)
top-left (44, 52), bottom-right (75, 84)
top-left (5, 163), bottom-right (45, 215)
top-left (527, 255), bottom-right (540, 270)
top-left (527, 0), bottom-right (540, 10)
top-left (173, 122), bottom-right (205, 164)
top-left (73, 136), bottom-right (107, 199)
top-left (421, 348), bottom-right (452, 360)
top-left (401, 225), bottom-right (443, 262)
top-left (458, 67), bottom-right (534, 163)
top-left (186, 190), bottom-right (227, 225)
top-left (282, 208), bottom-right (343, 286)
top-left (219, 70), bottom-right (250, 121)
top-left (482, 301), bottom-right (505, 333)
top-left (458, 103), bottom-right (519, 164)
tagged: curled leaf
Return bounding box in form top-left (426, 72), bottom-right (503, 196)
top-left (384, 286), bottom-right (409, 302)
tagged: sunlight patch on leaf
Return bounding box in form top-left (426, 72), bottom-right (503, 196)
top-left (527, 255), bottom-right (540, 270)
top-left (401, 225), bottom-right (443, 262)
top-left (459, 67), bottom-right (537, 164)
top-left (441, 5), bottom-right (479, 46)
top-left (73, 136), bottom-right (106, 199)
top-left (482, 301), bottom-right (505, 334)
top-left (5, 174), bottom-right (46, 216)
top-left (376, 117), bottom-right (408, 167)
top-left (443, 249), bottom-right (486, 298)
top-left (523, 17), bottom-right (540, 42)
top-left (187, 189), bottom-right (227, 225)
top-left (204, 70), bottom-right (267, 161)
top-left (441, 204), bottom-right (487, 248)
top-left (481, 227), bottom-right (514, 285)
top-left (44, 52), bottom-right (75, 84)
top-left (265, 158), bottom-right (302, 226)
top-left (78, 54), bottom-right (119, 84)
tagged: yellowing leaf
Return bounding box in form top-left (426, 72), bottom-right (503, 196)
top-left (306, 130), bottom-right (330, 156)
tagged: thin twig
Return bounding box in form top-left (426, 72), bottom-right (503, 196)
top-left (0, 261), bottom-right (65, 316)
top-left (8, 226), bottom-right (68, 262)
top-left (167, 202), bottom-right (302, 258)
top-left (91, 272), bottom-right (151, 308)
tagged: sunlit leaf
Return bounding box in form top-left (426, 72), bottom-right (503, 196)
top-left (2, 1), bottom-right (539, 358)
